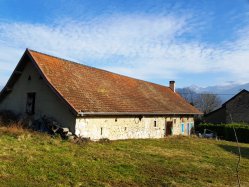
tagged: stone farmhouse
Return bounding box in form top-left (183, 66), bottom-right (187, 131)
top-left (204, 89), bottom-right (249, 124)
top-left (0, 49), bottom-right (201, 140)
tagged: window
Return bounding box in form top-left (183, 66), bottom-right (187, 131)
top-left (124, 127), bottom-right (127, 131)
top-left (154, 121), bottom-right (157, 127)
top-left (115, 118), bottom-right (117, 122)
top-left (173, 119), bottom-right (176, 124)
top-left (100, 127), bottom-right (103, 135)
top-left (181, 123), bottom-right (184, 133)
top-left (26, 92), bottom-right (36, 115)
top-left (28, 75), bottom-right (31, 80)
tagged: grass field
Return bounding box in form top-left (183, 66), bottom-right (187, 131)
top-left (1, 126), bottom-right (249, 187)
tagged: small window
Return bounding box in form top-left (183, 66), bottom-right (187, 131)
top-left (124, 127), bottom-right (127, 131)
top-left (100, 127), bottom-right (103, 135)
top-left (154, 121), bottom-right (157, 127)
top-left (26, 92), bottom-right (36, 115)
top-left (181, 123), bottom-right (184, 133)
top-left (28, 75), bottom-right (31, 80)
top-left (173, 119), bottom-right (176, 124)
top-left (115, 118), bottom-right (117, 122)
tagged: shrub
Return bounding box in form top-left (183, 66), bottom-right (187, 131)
top-left (0, 110), bottom-right (20, 126)
top-left (196, 123), bottom-right (249, 143)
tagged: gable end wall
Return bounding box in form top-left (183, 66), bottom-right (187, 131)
top-left (0, 60), bottom-right (76, 131)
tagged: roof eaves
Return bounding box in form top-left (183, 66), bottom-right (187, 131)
top-left (204, 106), bottom-right (225, 117)
top-left (78, 111), bottom-right (203, 117)
top-left (0, 49), bottom-right (29, 102)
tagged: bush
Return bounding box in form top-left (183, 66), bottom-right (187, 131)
top-left (0, 110), bottom-right (31, 129)
top-left (0, 110), bottom-right (20, 125)
top-left (196, 123), bottom-right (249, 143)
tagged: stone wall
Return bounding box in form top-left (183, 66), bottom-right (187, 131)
top-left (75, 116), bottom-right (194, 140)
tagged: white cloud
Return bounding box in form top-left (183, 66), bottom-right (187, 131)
top-left (0, 13), bottom-right (249, 87)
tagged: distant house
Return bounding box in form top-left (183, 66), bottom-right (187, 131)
top-left (0, 49), bottom-right (201, 140)
top-left (204, 90), bottom-right (249, 124)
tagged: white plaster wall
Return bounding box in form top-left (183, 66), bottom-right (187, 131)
top-left (75, 116), bottom-right (194, 140)
top-left (0, 61), bottom-right (76, 132)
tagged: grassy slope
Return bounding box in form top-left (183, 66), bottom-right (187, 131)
top-left (1, 127), bottom-right (249, 187)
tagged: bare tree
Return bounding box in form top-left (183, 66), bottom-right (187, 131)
top-left (194, 93), bottom-right (222, 114)
top-left (178, 88), bottom-right (222, 114)
top-left (177, 87), bottom-right (197, 105)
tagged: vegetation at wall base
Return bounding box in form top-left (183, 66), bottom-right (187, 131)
top-left (1, 125), bottom-right (249, 187)
top-left (196, 123), bottom-right (249, 143)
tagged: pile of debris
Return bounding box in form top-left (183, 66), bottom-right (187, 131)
top-left (33, 116), bottom-right (74, 140)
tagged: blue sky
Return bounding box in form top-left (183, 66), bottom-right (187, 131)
top-left (0, 0), bottom-right (249, 88)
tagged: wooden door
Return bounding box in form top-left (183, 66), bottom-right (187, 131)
top-left (165, 121), bottom-right (173, 136)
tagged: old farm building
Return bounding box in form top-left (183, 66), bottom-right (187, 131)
top-left (0, 49), bottom-right (201, 140)
top-left (204, 89), bottom-right (249, 124)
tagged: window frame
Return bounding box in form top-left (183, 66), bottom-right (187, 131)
top-left (181, 123), bottom-right (184, 134)
top-left (26, 92), bottom-right (36, 115)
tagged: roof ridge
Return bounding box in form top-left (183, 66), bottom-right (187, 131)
top-left (27, 48), bottom-right (171, 90)
top-left (27, 48), bottom-right (87, 68)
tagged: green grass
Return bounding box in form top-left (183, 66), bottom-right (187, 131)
top-left (1, 127), bottom-right (249, 187)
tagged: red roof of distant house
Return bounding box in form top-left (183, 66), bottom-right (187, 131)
top-left (1, 49), bottom-right (202, 116)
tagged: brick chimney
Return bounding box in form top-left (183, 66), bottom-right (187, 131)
top-left (169, 81), bottom-right (175, 92)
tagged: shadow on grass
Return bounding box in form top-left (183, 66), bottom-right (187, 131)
top-left (218, 144), bottom-right (249, 159)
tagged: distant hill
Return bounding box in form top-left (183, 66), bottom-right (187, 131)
top-left (179, 83), bottom-right (249, 102)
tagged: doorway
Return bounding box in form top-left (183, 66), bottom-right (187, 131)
top-left (187, 123), bottom-right (192, 135)
top-left (26, 92), bottom-right (36, 115)
top-left (165, 121), bottom-right (173, 136)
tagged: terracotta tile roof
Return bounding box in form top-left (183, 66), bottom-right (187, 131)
top-left (27, 49), bottom-right (201, 115)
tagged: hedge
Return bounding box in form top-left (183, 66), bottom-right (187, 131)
top-left (195, 123), bottom-right (249, 143)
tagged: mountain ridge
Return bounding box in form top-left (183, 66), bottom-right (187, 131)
top-left (179, 83), bottom-right (249, 102)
